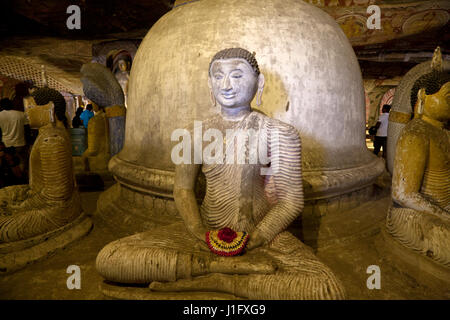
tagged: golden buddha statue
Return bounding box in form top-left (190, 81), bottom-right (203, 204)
top-left (80, 62), bottom-right (126, 160)
top-left (96, 48), bottom-right (345, 299)
top-left (387, 67), bottom-right (450, 267)
top-left (0, 87), bottom-right (91, 272)
top-left (81, 102), bottom-right (110, 172)
top-left (106, 49), bottom-right (131, 108)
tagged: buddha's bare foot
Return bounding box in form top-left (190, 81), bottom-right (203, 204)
top-left (209, 256), bottom-right (276, 275)
top-left (149, 273), bottom-right (237, 295)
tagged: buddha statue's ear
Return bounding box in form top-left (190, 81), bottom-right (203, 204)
top-left (256, 73), bottom-right (265, 107)
top-left (48, 102), bottom-right (56, 124)
top-left (416, 88), bottom-right (426, 116)
top-left (431, 46), bottom-right (442, 72)
top-left (41, 65), bottom-right (48, 87)
top-left (208, 77), bottom-right (216, 107)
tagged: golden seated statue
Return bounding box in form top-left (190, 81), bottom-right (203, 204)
top-left (81, 103), bottom-right (110, 172)
top-left (80, 62), bottom-right (126, 159)
top-left (0, 87), bottom-right (92, 273)
top-left (96, 48), bottom-right (345, 299)
top-left (387, 67), bottom-right (450, 268)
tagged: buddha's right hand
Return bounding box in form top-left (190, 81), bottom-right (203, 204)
top-left (193, 239), bottom-right (211, 252)
top-left (190, 225), bottom-right (210, 252)
top-left (190, 225), bottom-right (208, 241)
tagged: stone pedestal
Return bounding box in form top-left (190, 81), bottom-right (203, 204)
top-left (375, 228), bottom-right (450, 289)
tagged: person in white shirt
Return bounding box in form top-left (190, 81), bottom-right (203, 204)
top-left (0, 98), bottom-right (28, 174)
top-left (373, 104), bottom-right (391, 158)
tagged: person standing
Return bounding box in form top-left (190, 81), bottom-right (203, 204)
top-left (373, 104), bottom-right (391, 158)
top-left (72, 106), bottom-right (84, 128)
top-left (0, 98), bottom-right (28, 174)
top-left (0, 142), bottom-right (25, 188)
top-left (80, 104), bottom-right (94, 128)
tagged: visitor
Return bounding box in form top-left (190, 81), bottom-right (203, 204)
top-left (0, 142), bottom-right (25, 188)
top-left (23, 84), bottom-right (40, 147)
top-left (0, 98), bottom-right (28, 173)
top-left (80, 104), bottom-right (94, 128)
top-left (72, 106), bottom-right (84, 128)
top-left (373, 104), bottom-right (390, 158)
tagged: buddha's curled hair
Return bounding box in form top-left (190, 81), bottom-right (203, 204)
top-left (209, 48), bottom-right (260, 75)
top-left (410, 70), bottom-right (450, 111)
top-left (31, 87), bottom-right (68, 128)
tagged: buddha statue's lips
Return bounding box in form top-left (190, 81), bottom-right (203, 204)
top-left (222, 93), bottom-right (236, 99)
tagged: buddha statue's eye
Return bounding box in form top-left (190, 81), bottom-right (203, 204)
top-left (214, 74), bottom-right (223, 80)
top-left (231, 73), bottom-right (242, 79)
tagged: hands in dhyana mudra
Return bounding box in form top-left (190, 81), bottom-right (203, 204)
top-left (190, 224), bottom-right (266, 252)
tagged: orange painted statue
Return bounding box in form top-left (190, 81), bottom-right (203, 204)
top-left (387, 67), bottom-right (450, 267)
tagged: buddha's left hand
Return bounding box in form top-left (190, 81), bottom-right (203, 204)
top-left (246, 229), bottom-right (266, 251)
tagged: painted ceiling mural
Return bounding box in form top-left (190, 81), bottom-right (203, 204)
top-left (302, 0), bottom-right (450, 46)
top-left (173, 0), bottom-right (449, 46)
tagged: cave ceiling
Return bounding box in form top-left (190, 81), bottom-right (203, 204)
top-left (0, 0), bottom-right (448, 95)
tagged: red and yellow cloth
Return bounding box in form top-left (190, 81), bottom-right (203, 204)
top-left (206, 227), bottom-right (249, 256)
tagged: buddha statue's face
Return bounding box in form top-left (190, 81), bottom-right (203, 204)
top-left (92, 102), bottom-right (100, 112)
top-left (28, 87), bottom-right (37, 95)
top-left (209, 58), bottom-right (259, 109)
top-left (424, 81), bottom-right (450, 122)
top-left (118, 59), bottom-right (129, 72)
top-left (25, 96), bottom-right (54, 129)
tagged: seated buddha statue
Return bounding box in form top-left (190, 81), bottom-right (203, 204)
top-left (387, 68), bottom-right (450, 267)
top-left (0, 87), bottom-right (83, 243)
top-left (96, 48), bottom-right (345, 299)
top-left (106, 49), bottom-right (132, 108)
top-left (81, 63), bottom-right (126, 158)
top-left (81, 102), bottom-right (110, 172)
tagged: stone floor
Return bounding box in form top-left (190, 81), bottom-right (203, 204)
top-left (0, 184), bottom-right (448, 300)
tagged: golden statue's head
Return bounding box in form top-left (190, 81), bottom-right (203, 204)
top-left (208, 48), bottom-right (265, 109)
top-left (411, 70), bottom-right (450, 122)
top-left (27, 87), bottom-right (68, 128)
top-left (90, 101), bottom-right (102, 113)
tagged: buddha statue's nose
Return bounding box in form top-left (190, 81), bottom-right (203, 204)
top-left (222, 75), bottom-right (232, 91)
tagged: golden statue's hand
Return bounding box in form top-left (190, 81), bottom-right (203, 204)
top-left (193, 239), bottom-right (210, 252)
top-left (190, 225), bottom-right (207, 241)
top-left (246, 229), bottom-right (266, 251)
top-left (189, 225), bottom-right (210, 252)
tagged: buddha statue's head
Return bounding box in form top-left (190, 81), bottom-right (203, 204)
top-left (208, 48), bottom-right (265, 110)
top-left (106, 49), bottom-right (132, 74)
top-left (91, 101), bottom-right (101, 113)
top-left (117, 59), bottom-right (130, 73)
top-left (28, 87), bottom-right (68, 128)
top-left (411, 70), bottom-right (450, 122)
